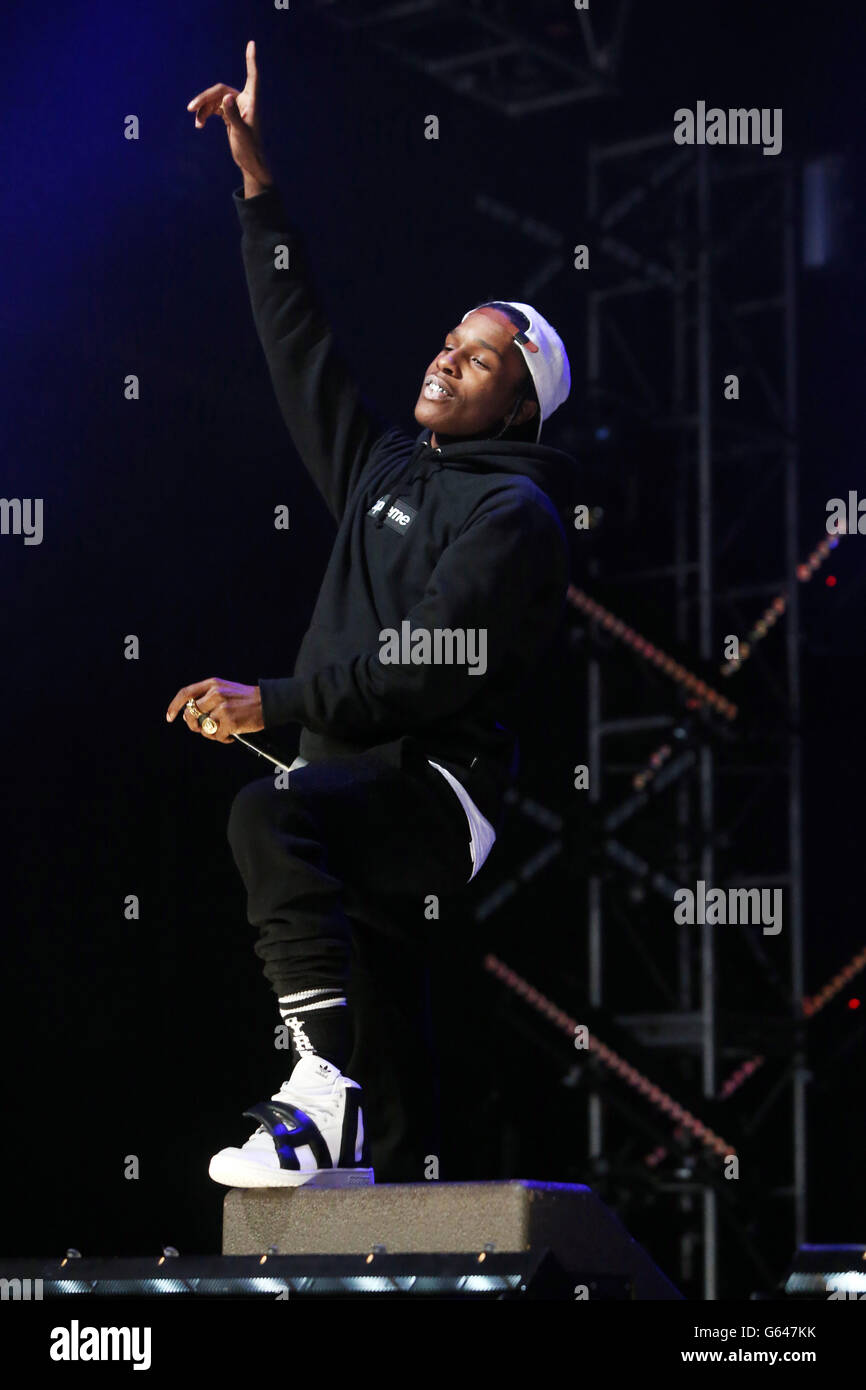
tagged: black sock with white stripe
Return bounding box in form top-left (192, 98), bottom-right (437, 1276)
top-left (277, 987), bottom-right (351, 1074)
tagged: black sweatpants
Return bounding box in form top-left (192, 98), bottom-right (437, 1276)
top-left (226, 734), bottom-right (475, 1180)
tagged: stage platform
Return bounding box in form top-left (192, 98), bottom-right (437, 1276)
top-left (222, 1179), bottom-right (682, 1299)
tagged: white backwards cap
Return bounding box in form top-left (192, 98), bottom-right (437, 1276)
top-left (461, 300), bottom-right (571, 442)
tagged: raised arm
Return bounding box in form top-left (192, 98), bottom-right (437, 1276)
top-left (187, 40), bottom-right (389, 520)
top-left (233, 183), bottom-right (388, 519)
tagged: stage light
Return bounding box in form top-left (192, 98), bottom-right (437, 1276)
top-left (567, 586), bottom-right (738, 719)
top-left (802, 155), bottom-right (848, 269)
top-left (646, 943), bottom-right (866, 1164)
top-left (825, 575), bottom-right (837, 586)
top-left (721, 525), bottom-right (851, 675)
top-left (784, 1249), bottom-right (866, 1297)
top-left (485, 954), bottom-right (734, 1158)
top-left (0, 1257), bottom-right (548, 1299)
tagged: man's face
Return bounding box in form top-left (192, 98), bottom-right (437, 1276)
top-left (413, 307), bottom-right (537, 443)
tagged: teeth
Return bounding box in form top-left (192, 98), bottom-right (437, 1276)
top-left (426, 378), bottom-right (450, 397)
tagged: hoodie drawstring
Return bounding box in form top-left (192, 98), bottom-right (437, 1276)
top-left (374, 437), bottom-right (443, 526)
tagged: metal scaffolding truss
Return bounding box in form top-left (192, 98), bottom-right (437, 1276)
top-left (466, 133), bottom-right (803, 1299)
top-left (578, 134), bottom-right (802, 1299)
top-left (313, 0), bottom-right (631, 116)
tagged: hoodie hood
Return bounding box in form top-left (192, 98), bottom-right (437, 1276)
top-left (373, 426), bottom-right (576, 527)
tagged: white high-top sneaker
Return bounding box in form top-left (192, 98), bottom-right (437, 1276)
top-left (208, 1055), bottom-right (374, 1188)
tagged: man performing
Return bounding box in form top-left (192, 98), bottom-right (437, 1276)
top-left (166, 40), bottom-right (575, 1188)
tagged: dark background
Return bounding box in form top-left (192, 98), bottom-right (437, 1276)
top-left (2, 1), bottom-right (863, 1297)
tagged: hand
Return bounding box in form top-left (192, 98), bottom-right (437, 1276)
top-left (186, 39), bottom-right (271, 183)
top-left (165, 677), bottom-right (265, 745)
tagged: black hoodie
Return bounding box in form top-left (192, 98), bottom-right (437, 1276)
top-left (233, 183), bottom-right (576, 831)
